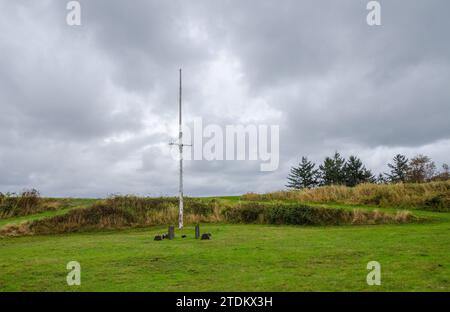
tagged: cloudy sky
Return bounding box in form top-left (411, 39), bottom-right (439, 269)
top-left (0, 0), bottom-right (449, 197)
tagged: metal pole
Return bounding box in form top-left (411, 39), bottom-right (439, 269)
top-left (178, 69), bottom-right (184, 230)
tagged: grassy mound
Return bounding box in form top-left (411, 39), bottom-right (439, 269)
top-left (0, 196), bottom-right (222, 236)
top-left (242, 181), bottom-right (450, 211)
top-left (222, 202), bottom-right (415, 226)
top-left (0, 196), bottom-right (417, 236)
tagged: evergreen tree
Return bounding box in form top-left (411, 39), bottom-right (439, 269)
top-left (343, 155), bottom-right (374, 187)
top-left (319, 152), bottom-right (346, 185)
top-left (286, 157), bottom-right (319, 189)
top-left (376, 173), bottom-right (387, 184)
top-left (386, 154), bottom-right (409, 183)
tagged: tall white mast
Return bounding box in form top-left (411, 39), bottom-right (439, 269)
top-left (178, 68), bottom-right (184, 230)
top-left (170, 69), bottom-right (187, 229)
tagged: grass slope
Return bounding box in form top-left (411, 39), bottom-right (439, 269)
top-left (1, 207), bottom-right (449, 291)
top-left (0, 199), bottom-right (97, 229)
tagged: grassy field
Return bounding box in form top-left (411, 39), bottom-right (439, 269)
top-left (0, 199), bottom-right (449, 292)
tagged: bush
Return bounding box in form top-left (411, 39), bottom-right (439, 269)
top-left (184, 200), bottom-right (214, 216)
top-left (221, 202), bottom-right (413, 226)
top-left (0, 189), bottom-right (45, 218)
top-left (265, 205), bottom-right (350, 225)
top-left (222, 203), bottom-right (266, 223)
top-left (424, 195), bottom-right (450, 212)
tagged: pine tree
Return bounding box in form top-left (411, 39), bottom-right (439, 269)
top-left (343, 155), bottom-right (374, 187)
top-left (286, 157), bottom-right (319, 189)
top-left (319, 152), bottom-right (346, 185)
top-left (376, 173), bottom-right (387, 184)
top-left (386, 154), bottom-right (409, 183)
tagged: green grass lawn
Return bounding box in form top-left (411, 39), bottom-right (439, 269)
top-left (0, 203), bottom-right (449, 291)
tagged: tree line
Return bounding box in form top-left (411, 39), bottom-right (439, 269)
top-left (287, 152), bottom-right (450, 189)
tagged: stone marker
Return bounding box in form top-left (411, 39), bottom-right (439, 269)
top-left (195, 224), bottom-right (200, 239)
top-left (168, 226), bottom-right (175, 240)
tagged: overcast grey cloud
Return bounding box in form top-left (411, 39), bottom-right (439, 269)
top-left (0, 0), bottom-right (449, 197)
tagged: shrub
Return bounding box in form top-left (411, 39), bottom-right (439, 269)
top-left (424, 195), bottom-right (450, 212)
top-left (0, 189), bottom-right (46, 218)
top-left (221, 202), bottom-right (414, 226)
top-left (184, 200), bottom-right (214, 216)
top-left (265, 205), bottom-right (353, 225)
top-left (221, 203), bottom-right (266, 223)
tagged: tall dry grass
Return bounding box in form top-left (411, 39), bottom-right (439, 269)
top-left (242, 181), bottom-right (450, 211)
top-left (0, 189), bottom-right (62, 218)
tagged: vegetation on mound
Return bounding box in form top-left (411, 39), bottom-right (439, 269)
top-left (243, 181), bottom-right (450, 212)
top-left (0, 196), bottom-right (416, 236)
top-left (0, 189), bottom-right (65, 219)
top-left (222, 202), bottom-right (415, 225)
top-left (0, 196), bottom-right (221, 236)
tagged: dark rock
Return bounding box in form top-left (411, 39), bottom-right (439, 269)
top-left (154, 235), bottom-right (162, 241)
top-left (201, 233), bottom-right (211, 240)
top-left (182, 235), bottom-right (187, 238)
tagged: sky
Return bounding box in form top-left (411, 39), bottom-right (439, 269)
top-left (0, 0), bottom-right (449, 197)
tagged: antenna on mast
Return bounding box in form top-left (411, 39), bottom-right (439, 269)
top-left (169, 68), bottom-right (191, 229)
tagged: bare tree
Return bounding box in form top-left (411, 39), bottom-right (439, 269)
top-left (407, 155), bottom-right (436, 183)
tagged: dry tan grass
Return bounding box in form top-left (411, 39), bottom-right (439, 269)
top-left (348, 208), bottom-right (414, 225)
top-left (0, 223), bottom-right (32, 237)
top-left (242, 181), bottom-right (450, 211)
